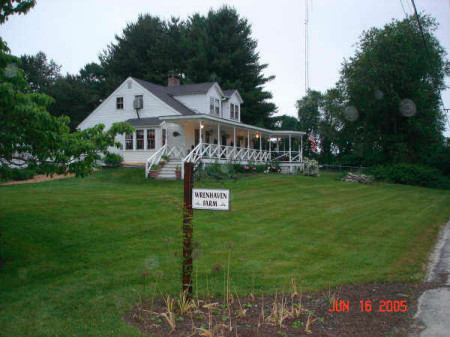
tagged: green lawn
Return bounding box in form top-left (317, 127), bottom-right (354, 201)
top-left (0, 169), bottom-right (449, 337)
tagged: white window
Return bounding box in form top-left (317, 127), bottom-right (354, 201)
top-left (210, 97), bottom-right (220, 115)
top-left (230, 103), bottom-right (239, 120)
top-left (125, 133), bottom-right (133, 150)
top-left (116, 97), bottom-right (123, 110)
top-left (134, 95), bottom-right (143, 109)
top-left (136, 130), bottom-right (144, 150)
top-left (147, 129), bottom-right (155, 149)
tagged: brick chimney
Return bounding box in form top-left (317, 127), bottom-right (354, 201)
top-left (168, 74), bottom-right (181, 87)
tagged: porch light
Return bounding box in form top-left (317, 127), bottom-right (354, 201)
top-left (256, 133), bottom-right (259, 138)
top-left (201, 123), bottom-right (204, 129)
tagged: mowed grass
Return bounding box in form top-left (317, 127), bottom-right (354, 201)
top-left (0, 169), bottom-right (449, 337)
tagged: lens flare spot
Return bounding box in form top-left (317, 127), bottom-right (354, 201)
top-left (399, 98), bottom-right (416, 117)
top-left (4, 63), bottom-right (18, 78)
top-left (344, 106), bottom-right (359, 122)
top-left (374, 90), bottom-right (384, 100)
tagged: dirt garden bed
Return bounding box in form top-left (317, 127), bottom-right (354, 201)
top-left (0, 174), bottom-right (74, 185)
top-left (124, 281), bottom-right (435, 337)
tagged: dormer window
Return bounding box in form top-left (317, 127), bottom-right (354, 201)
top-left (116, 97), bottom-right (124, 110)
top-left (230, 103), bottom-right (239, 120)
top-left (210, 97), bottom-right (220, 115)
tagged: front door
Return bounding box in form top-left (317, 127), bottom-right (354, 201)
top-left (222, 135), bottom-right (227, 146)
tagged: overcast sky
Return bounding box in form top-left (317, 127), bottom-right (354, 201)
top-left (1, 0), bottom-right (449, 134)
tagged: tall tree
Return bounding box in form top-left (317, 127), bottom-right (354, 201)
top-left (19, 51), bottom-right (61, 92)
top-left (98, 7), bottom-right (276, 128)
top-left (99, 14), bottom-right (176, 89)
top-left (46, 74), bottom-right (101, 131)
top-left (338, 15), bottom-right (449, 165)
top-left (185, 6), bottom-right (276, 127)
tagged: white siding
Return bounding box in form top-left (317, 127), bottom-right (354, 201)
top-left (173, 94), bottom-right (206, 114)
top-left (78, 78), bottom-right (181, 131)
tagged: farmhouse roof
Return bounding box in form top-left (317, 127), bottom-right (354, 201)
top-left (131, 77), bottom-right (197, 116)
top-left (165, 82), bottom-right (216, 95)
top-left (126, 117), bottom-right (163, 126)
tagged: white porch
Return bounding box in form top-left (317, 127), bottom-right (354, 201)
top-left (145, 115), bottom-right (305, 178)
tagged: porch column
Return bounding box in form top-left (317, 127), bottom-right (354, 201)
top-left (269, 134), bottom-right (271, 159)
top-left (199, 121), bottom-right (203, 145)
top-left (300, 135), bottom-right (303, 162)
top-left (289, 134), bottom-right (292, 162)
top-left (165, 127), bottom-right (168, 146)
top-left (259, 134), bottom-right (262, 152)
top-left (233, 127), bottom-right (236, 159)
top-left (247, 130), bottom-right (250, 149)
top-left (133, 131), bottom-right (136, 151)
top-left (218, 124), bottom-right (221, 146)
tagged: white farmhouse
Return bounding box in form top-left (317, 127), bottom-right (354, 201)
top-left (78, 75), bottom-right (305, 178)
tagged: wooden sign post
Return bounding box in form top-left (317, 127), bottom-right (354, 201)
top-left (182, 162), bottom-right (231, 297)
top-left (182, 162), bottom-right (194, 296)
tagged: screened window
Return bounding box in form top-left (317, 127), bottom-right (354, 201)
top-left (147, 129), bottom-right (155, 149)
top-left (230, 104), bottom-right (239, 120)
top-left (136, 130), bottom-right (144, 150)
top-left (210, 97), bottom-right (220, 115)
top-left (116, 97), bottom-right (124, 109)
top-left (125, 133), bottom-right (133, 150)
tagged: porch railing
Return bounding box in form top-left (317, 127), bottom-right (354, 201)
top-left (183, 143), bottom-right (272, 164)
top-left (145, 145), bottom-right (185, 177)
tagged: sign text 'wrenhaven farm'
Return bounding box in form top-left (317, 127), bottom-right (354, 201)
top-left (192, 188), bottom-right (230, 211)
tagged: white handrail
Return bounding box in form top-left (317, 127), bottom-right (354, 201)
top-left (146, 145), bottom-right (186, 177)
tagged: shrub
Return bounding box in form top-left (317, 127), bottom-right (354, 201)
top-left (103, 153), bottom-right (123, 168)
top-left (0, 167), bottom-right (35, 181)
top-left (365, 164), bottom-right (450, 189)
top-left (299, 158), bottom-right (319, 177)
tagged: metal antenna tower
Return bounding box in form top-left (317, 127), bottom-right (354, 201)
top-left (304, 0), bottom-right (310, 95)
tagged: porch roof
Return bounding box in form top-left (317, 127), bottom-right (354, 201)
top-left (127, 117), bottom-right (163, 127)
top-left (159, 114), bottom-right (306, 137)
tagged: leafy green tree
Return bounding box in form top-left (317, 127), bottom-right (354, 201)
top-left (19, 51), bottom-right (61, 92)
top-left (46, 74), bottom-right (102, 131)
top-left (338, 15), bottom-right (449, 166)
top-left (0, 1), bottom-right (133, 178)
top-left (0, 0), bottom-right (35, 24)
top-left (99, 14), bottom-right (175, 89)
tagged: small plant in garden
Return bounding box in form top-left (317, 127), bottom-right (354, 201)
top-left (160, 295), bottom-right (176, 333)
top-left (324, 284), bottom-right (340, 309)
top-left (266, 293), bottom-right (291, 328)
top-left (292, 320), bottom-right (304, 328)
top-left (305, 309), bottom-right (318, 334)
top-left (150, 165), bottom-right (160, 170)
top-left (177, 290), bottom-right (196, 314)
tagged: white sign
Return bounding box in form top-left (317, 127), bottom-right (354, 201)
top-left (192, 188), bottom-right (230, 211)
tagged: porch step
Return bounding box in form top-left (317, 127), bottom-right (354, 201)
top-left (156, 159), bottom-right (181, 180)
